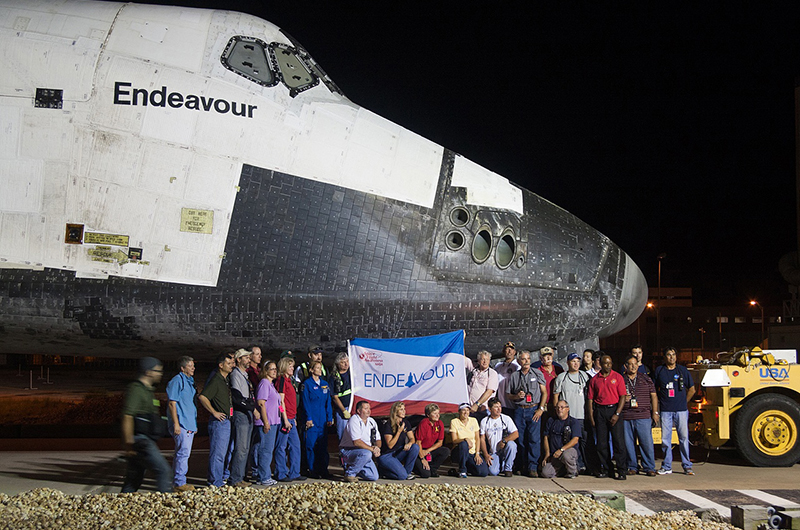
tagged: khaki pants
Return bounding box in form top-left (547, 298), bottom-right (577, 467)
top-left (541, 447), bottom-right (578, 478)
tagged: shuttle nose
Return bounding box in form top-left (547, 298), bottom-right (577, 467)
top-left (602, 253), bottom-right (648, 336)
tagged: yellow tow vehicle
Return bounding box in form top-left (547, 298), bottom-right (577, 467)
top-left (689, 347), bottom-right (800, 467)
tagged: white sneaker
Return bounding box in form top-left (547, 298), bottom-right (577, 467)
top-left (657, 468), bottom-right (672, 475)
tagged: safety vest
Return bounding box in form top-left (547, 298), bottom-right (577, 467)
top-left (301, 362), bottom-right (328, 380)
top-left (333, 370), bottom-right (352, 398)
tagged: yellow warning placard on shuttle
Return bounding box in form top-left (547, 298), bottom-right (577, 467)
top-left (180, 208), bottom-right (214, 234)
top-left (88, 245), bottom-right (129, 265)
top-left (84, 232), bottom-right (130, 246)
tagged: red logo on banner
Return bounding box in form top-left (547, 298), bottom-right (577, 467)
top-left (358, 350), bottom-right (384, 366)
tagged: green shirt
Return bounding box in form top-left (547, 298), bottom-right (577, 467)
top-left (201, 371), bottom-right (232, 416)
top-left (122, 380), bottom-right (158, 417)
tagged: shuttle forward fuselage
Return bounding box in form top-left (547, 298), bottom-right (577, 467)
top-left (0, 0), bottom-right (647, 360)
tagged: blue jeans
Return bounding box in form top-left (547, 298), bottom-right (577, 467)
top-left (122, 435), bottom-right (171, 493)
top-left (275, 418), bottom-right (302, 480)
top-left (171, 429), bottom-right (195, 487)
top-left (624, 417), bottom-right (655, 472)
top-left (305, 424), bottom-right (330, 476)
top-left (451, 440), bottom-right (489, 476)
top-left (340, 447), bottom-right (379, 480)
top-left (514, 407), bottom-right (541, 472)
top-left (487, 440), bottom-right (518, 475)
top-left (661, 410), bottom-right (691, 470)
top-left (255, 424), bottom-right (279, 483)
top-left (376, 443), bottom-right (420, 479)
top-left (207, 418), bottom-right (231, 487)
top-left (229, 411), bottom-right (253, 484)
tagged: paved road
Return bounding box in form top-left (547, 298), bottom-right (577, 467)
top-left (0, 446), bottom-right (797, 520)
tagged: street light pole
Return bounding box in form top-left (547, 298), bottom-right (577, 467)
top-left (750, 300), bottom-right (765, 345)
top-left (699, 327), bottom-right (705, 355)
top-left (657, 253), bottom-right (666, 356)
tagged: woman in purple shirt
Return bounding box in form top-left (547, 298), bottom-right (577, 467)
top-left (254, 360), bottom-right (282, 486)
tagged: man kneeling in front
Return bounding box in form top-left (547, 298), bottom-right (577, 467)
top-left (339, 400), bottom-right (380, 482)
top-left (480, 398), bottom-right (519, 477)
top-left (541, 399), bottom-right (581, 479)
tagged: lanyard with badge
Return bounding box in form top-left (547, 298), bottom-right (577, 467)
top-left (625, 375), bottom-right (638, 408)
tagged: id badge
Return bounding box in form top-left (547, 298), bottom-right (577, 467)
top-left (525, 392), bottom-right (533, 403)
top-left (668, 389), bottom-right (675, 398)
top-left (630, 398), bottom-right (638, 408)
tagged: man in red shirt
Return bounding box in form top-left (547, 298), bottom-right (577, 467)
top-left (537, 347), bottom-right (564, 412)
top-left (587, 353), bottom-right (627, 480)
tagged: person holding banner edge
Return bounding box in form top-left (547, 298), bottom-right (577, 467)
top-left (329, 352), bottom-right (352, 440)
top-left (468, 350), bottom-right (499, 416)
top-left (339, 400), bottom-right (381, 482)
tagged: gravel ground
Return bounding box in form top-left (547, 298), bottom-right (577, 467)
top-left (0, 483), bottom-right (735, 530)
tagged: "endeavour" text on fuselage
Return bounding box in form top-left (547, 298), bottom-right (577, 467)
top-left (113, 82), bottom-right (257, 118)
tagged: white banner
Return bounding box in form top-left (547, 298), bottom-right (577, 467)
top-left (348, 330), bottom-right (468, 416)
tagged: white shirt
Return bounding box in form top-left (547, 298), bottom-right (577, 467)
top-left (468, 365), bottom-right (499, 405)
top-left (340, 414), bottom-right (379, 449)
top-left (480, 413), bottom-right (518, 454)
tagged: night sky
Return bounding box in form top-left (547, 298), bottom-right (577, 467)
top-left (140, 1), bottom-right (800, 306)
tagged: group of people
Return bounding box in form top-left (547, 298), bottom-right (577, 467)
top-left (120, 341), bottom-right (696, 492)
top-left (452, 342), bottom-right (696, 481)
top-left (121, 345), bottom-right (352, 491)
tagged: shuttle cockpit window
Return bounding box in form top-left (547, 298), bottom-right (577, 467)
top-left (280, 30), bottom-right (344, 96)
top-left (268, 43), bottom-right (319, 97)
top-left (221, 36), bottom-right (278, 87)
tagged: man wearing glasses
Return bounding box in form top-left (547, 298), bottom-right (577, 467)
top-left (121, 356), bottom-right (171, 492)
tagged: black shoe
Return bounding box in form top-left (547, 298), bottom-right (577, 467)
top-left (596, 472), bottom-right (608, 478)
top-left (613, 474), bottom-right (627, 481)
top-left (278, 477), bottom-right (293, 483)
top-left (430, 471), bottom-right (439, 478)
top-left (293, 475), bottom-right (307, 482)
top-left (447, 469), bottom-right (459, 477)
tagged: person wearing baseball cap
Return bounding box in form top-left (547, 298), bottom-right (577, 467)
top-left (494, 342), bottom-right (520, 416)
top-left (294, 345), bottom-right (327, 384)
top-left (449, 403), bottom-right (489, 478)
top-left (553, 352), bottom-right (591, 474)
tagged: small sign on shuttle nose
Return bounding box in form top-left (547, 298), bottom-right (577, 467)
top-left (180, 208), bottom-right (214, 234)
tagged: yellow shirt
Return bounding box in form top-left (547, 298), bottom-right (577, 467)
top-left (450, 416), bottom-right (480, 454)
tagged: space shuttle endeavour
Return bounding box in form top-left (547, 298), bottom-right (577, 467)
top-left (0, 0), bottom-right (648, 360)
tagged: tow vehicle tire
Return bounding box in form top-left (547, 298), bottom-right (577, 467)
top-left (733, 394), bottom-right (800, 467)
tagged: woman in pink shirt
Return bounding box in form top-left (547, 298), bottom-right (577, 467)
top-left (254, 360), bottom-right (282, 486)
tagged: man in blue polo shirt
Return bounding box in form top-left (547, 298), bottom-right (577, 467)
top-left (167, 356), bottom-right (197, 492)
top-left (654, 347), bottom-right (695, 475)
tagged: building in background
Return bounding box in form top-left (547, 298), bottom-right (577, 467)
top-left (602, 287), bottom-right (780, 367)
